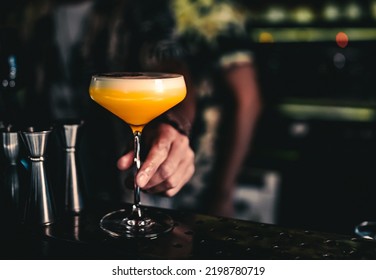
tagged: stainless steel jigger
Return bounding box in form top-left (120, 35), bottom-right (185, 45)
top-left (2, 129), bottom-right (19, 166)
top-left (1, 129), bottom-right (21, 219)
top-left (59, 122), bottom-right (84, 214)
top-left (21, 129), bottom-right (56, 225)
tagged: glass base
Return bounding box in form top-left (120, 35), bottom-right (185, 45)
top-left (355, 221), bottom-right (376, 240)
top-left (99, 206), bottom-right (174, 238)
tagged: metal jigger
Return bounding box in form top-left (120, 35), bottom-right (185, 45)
top-left (21, 128), bottom-right (56, 225)
top-left (1, 128), bottom-right (22, 220)
top-left (59, 121), bottom-right (84, 214)
top-left (2, 128), bottom-right (19, 166)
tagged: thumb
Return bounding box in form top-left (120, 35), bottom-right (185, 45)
top-left (117, 151), bottom-right (134, 170)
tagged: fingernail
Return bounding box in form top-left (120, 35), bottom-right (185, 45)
top-left (137, 173), bottom-right (147, 187)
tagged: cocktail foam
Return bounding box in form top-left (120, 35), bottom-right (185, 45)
top-left (91, 72), bottom-right (185, 92)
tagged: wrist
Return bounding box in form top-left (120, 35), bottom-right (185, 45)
top-left (156, 111), bottom-right (192, 136)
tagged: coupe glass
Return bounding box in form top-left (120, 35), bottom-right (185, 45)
top-left (89, 72), bottom-right (186, 238)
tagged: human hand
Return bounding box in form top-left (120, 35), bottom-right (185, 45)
top-left (117, 122), bottom-right (195, 197)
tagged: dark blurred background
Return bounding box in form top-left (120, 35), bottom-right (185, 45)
top-left (238, 0), bottom-right (376, 234)
top-left (2, 0), bottom-right (376, 235)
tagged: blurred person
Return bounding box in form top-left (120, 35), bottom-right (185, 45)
top-left (89, 0), bottom-right (262, 217)
top-left (169, 0), bottom-right (262, 217)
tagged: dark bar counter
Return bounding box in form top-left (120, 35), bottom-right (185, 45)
top-left (1, 203), bottom-right (376, 260)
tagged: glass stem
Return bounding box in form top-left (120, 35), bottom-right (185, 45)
top-left (133, 131), bottom-right (142, 218)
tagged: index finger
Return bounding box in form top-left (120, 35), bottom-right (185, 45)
top-left (136, 137), bottom-right (171, 188)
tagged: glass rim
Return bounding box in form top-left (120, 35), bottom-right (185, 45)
top-left (91, 72), bottom-right (183, 80)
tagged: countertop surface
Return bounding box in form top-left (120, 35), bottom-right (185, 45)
top-left (2, 203), bottom-right (376, 260)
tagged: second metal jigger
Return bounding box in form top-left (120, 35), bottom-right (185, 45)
top-left (21, 128), bottom-right (56, 225)
top-left (2, 128), bottom-right (19, 166)
top-left (1, 128), bottom-right (22, 220)
top-left (59, 121), bottom-right (84, 214)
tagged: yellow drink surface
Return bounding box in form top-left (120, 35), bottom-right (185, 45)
top-left (89, 73), bottom-right (186, 132)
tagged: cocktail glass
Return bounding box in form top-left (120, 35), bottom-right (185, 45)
top-left (89, 72), bottom-right (186, 238)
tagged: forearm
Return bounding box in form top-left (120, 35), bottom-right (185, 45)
top-left (225, 88), bottom-right (261, 185)
top-left (215, 63), bottom-right (262, 194)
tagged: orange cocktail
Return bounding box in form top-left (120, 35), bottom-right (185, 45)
top-left (89, 73), bottom-right (186, 132)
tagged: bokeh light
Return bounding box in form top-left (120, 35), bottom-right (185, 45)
top-left (372, 0), bottom-right (376, 19)
top-left (292, 7), bottom-right (315, 24)
top-left (259, 32), bottom-right (274, 43)
top-left (345, 2), bottom-right (362, 20)
top-left (323, 3), bottom-right (340, 21)
top-left (336, 32), bottom-right (349, 48)
top-left (333, 52), bottom-right (346, 69)
top-left (265, 6), bottom-right (287, 23)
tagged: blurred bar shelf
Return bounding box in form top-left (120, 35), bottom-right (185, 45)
top-left (251, 27), bottom-right (376, 43)
top-left (278, 98), bottom-right (376, 122)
